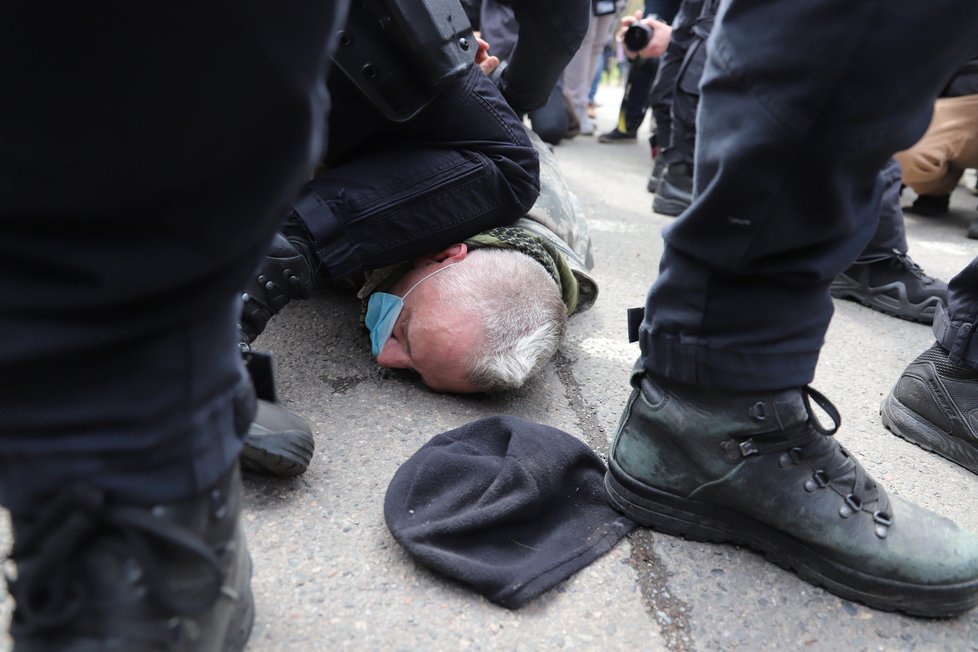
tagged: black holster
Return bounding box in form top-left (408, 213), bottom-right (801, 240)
top-left (331, 0), bottom-right (477, 121)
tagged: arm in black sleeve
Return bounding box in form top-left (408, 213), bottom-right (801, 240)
top-left (496, 0), bottom-right (591, 113)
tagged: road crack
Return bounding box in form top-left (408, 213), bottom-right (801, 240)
top-left (554, 350), bottom-right (694, 652)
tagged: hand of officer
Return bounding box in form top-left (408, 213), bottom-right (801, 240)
top-left (475, 34), bottom-right (500, 75)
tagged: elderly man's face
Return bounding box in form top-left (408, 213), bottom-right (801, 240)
top-left (375, 246), bottom-right (481, 393)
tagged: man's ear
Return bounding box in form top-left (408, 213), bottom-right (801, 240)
top-left (414, 243), bottom-right (468, 266)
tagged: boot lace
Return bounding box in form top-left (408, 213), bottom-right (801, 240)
top-left (5, 485), bottom-right (223, 637)
top-left (890, 249), bottom-right (933, 283)
top-left (721, 387), bottom-right (893, 538)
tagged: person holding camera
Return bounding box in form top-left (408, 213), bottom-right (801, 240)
top-left (597, 1), bottom-right (679, 144)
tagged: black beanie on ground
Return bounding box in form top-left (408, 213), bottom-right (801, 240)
top-left (383, 415), bottom-right (636, 609)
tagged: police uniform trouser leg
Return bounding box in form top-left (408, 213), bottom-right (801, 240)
top-left (639, 0), bottom-right (978, 390)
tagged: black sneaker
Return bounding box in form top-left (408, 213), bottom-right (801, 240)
top-left (882, 342), bottom-right (978, 475)
top-left (7, 465), bottom-right (254, 651)
top-left (598, 128), bottom-right (637, 144)
top-left (830, 250), bottom-right (947, 323)
top-left (242, 399), bottom-right (316, 477)
top-left (607, 365), bottom-right (978, 617)
top-left (646, 157), bottom-right (666, 194)
top-left (907, 193), bottom-right (951, 217)
top-left (651, 163), bottom-right (693, 216)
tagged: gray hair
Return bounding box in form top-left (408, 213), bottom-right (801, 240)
top-left (433, 248), bottom-right (568, 392)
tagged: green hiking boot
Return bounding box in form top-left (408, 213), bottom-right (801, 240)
top-left (605, 362), bottom-right (978, 617)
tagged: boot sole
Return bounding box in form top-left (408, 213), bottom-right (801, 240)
top-left (881, 390), bottom-right (978, 475)
top-left (605, 461), bottom-right (978, 617)
top-left (651, 195), bottom-right (689, 217)
top-left (829, 277), bottom-right (940, 324)
top-left (241, 429), bottom-right (315, 477)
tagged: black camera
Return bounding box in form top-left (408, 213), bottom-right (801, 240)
top-left (623, 23), bottom-right (653, 53)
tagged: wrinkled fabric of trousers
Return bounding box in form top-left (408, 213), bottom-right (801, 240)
top-left (0, 2), bottom-right (347, 512)
top-left (640, 0), bottom-right (978, 390)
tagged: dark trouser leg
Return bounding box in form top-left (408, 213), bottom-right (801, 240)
top-left (641, 0), bottom-right (978, 390)
top-left (618, 58), bottom-right (659, 134)
top-left (857, 157), bottom-right (909, 258)
top-left (529, 81), bottom-right (571, 146)
top-left (829, 156), bottom-right (947, 324)
top-left (297, 65), bottom-right (540, 281)
top-left (0, 3), bottom-right (345, 648)
top-left (0, 2), bottom-right (340, 509)
top-left (934, 257), bottom-right (978, 367)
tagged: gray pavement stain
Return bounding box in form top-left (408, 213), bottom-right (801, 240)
top-left (321, 374), bottom-right (369, 394)
top-left (553, 350), bottom-right (606, 453)
top-left (630, 529), bottom-right (695, 652)
top-left (554, 348), bottom-right (694, 650)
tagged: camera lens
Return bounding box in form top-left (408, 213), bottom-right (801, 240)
top-left (623, 23), bottom-right (652, 53)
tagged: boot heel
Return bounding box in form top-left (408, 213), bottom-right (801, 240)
top-left (604, 469), bottom-right (732, 543)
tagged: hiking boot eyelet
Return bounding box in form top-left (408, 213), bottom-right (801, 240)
top-left (789, 447), bottom-right (804, 464)
top-left (845, 494), bottom-right (863, 511)
top-left (748, 401), bottom-right (767, 421)
top-left (873, 511), bottom-right (892, 527)
top-left (813, 469), bottom-right (829, 488)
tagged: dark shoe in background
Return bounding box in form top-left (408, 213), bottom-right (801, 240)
top-left (646, 157), bottom-right (666, 194)
top-left (598, 128), bottom-right (637, 144)
top-left (651, 163), bottom-right (693, 216)
top-left (605, 366), bottom-right (978, 617)
top-left (830, 250), bottom-right (947, 324)
top-left (882, 342), bottom-right (978, 475)
top-left (907, 193), bottom-right (951, 217)
top-left (240, 228), bottom-right (317, 344)
top-left (242, 399), bottom-right (316, 477)
top-left (8, 465), bottom-right (254, 651)
top-left (967, 210), bottom-right (978, 240)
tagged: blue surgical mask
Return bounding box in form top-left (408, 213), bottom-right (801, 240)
top-left (365, 263), bottom-right (458, 358)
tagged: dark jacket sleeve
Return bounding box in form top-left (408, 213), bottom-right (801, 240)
top-left (496, 0), bottom-right (591, 114)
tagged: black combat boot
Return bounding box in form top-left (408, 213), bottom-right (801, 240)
top-left (651, 162), bottom-right (693, 216)
top-left (882, 342), bottom-right (978, 475)
top-left (242, 399), bottom-right (316, 477)
top-left (240, 220), bottom-right (318, 344)
top-left (7, 465), bottom-right (253, 651)
top-left (907, 193), bottom-right (950, 217)
top-left (646, 157), bottom-right (666, 194)
top-left (830, 250), bottom-right (947, 324)
top-left (605, 362), bottom-right (978, 617)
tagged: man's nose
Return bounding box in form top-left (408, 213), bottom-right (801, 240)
top-left (376, 340), bottom-right (411, 369)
